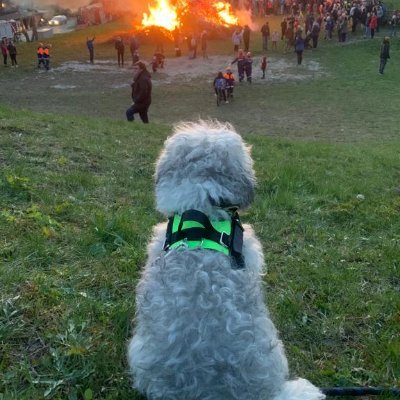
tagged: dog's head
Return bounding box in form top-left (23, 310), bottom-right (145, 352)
top-left (155, 120), bottom-right (256, 215)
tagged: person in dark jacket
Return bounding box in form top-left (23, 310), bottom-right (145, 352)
top-left (244, 52), bottom-right (253, 83)
top-left (126, 61), bottom-right (152, 123)
top-left (115, 36), bottom-right (125, 67)
top-left (310, 21), bottom-right (320, 48)
top-left (243, 25), bottom-right (251, 52)
top-left (86, 36), bottom-right (95, 64)
top-left (261, 21), bottom-right (270, 50)
top-left (7, 39), bottom-right (17, 67)
top-left (379, 37), bottom-right (390, 75)
top-left (1, 38), bottom-right (8, 66)
top-left (294, 33), bottom-right (305, 65)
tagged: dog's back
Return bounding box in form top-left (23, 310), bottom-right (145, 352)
top-left (128, 121), bottom-right (324, 400)
top-left (129, 226), bottom-right (289, 399)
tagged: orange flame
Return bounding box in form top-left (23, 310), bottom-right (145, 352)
top-left (141, 0), bottom-right (239, 31)
top-left (142, 0), bottom-right (180, 31)
top-left (213, 2), bottom-right (239, 26)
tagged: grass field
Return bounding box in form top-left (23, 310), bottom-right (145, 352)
top-left (1, 14), bottom-right (400, 400)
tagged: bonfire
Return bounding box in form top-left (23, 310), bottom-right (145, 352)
top-left (138, 0), bottom-right (242, 42)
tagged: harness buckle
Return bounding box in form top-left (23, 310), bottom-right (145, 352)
top-left (219, 231), bottom-right (230, 248)
top-left (176, 238), bottom-right (189, 249)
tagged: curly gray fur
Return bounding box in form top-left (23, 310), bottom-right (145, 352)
top-left (128, 120), bottom-right (325, 400)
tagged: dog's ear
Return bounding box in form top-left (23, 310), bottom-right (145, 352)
top-left (154, 121), bottom-right (256, 215)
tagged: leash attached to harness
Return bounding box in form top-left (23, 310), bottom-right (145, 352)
top-left (322, 386), bottom-right (400, 397)
top-left (163, 209), bottom-right (245, 268)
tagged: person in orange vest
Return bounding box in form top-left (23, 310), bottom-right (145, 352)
top-left (223, 67), bottom-right (235, 98)
top-left (37, 43), bottom-right (45, 69)
top-left (43, 44), bottom-right (51, 70)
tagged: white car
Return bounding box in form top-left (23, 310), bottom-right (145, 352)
top-left (48, 15), bottom-right (68, 26)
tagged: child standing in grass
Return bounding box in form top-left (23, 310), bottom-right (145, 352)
top-left (261, 55), bottom-right (268, 78)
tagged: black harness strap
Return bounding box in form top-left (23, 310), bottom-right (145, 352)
top-left (163, 209), bottom-right (245, 269)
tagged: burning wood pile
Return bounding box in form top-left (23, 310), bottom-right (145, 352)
top-left (137, 0), bottom-right (244, 42)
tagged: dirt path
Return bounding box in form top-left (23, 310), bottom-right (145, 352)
top-left (0, 54), bottom-right (327, 138)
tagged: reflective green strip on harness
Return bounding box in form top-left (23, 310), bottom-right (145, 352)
top-left (169, 214), bottom-right (231, 255)
top-left (163, 209), bottom-right (245, 268)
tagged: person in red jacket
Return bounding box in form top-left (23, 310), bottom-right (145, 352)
top-left (369, 12), bottom-right (378, 38)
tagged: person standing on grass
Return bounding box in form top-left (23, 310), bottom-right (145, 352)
top-left (43, 44), bottom-right (51, 70)
top-left (379, 37), bottom-right (390, 75)
top-left (261, 55), bottom-right (267, 78)
top-left (244, 52), bottom-right (253, 83)
top-left (338, 14), bottom-right (348, 42)
top-left (310, 21), bottom-right (320, 48)
top-left (232, 28), bottom-right (243, 55)
top-left (324, 14), bottom-right (334, 40)
top-left (1, 38), bottom-right (8, 66)
top-left (389, 11), bottom-right (398, 37)
top-left (231, 49), bottom-right (246, 82)
top-left (271, 31), bottom-right (279, 50)
top-left (281, 17), bottom-right (287, 40)
top-left (7, 39), bottom-right (17, 68)
top-left (369, 12), bottom-right (378, 39)
top-left (261, 21), bottom-right (270, 50)
top-left (126, 61), bottom-right (152, 124)
top-left (364, 12), bottom-right (371, 38)
top-left (86, 36), bottom-right (95, 64)
top-left (37, 43), bottom-right (45, 68)
top-left (294, 33), bottom-right (305, 65)
top-left (115, 36), bottom-right (125, 67)
top-left (243, 25), bottom-right (251, 52)
top-left (280, 17), bottom-right (287, 40)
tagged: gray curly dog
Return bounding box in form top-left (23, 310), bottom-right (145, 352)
top-left (128, 120), bottom-right (325, 400)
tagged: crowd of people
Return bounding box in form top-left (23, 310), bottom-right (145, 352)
top-left (2, 1), bottom-right (394, 123)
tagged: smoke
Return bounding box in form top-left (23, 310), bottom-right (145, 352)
top-left (35, 0), bottom-right (90, 8)
top-left (11, 0), bottom-right (94, 11)
top-left (11, 0), bottom-right (147, 13)
top-left (234, 8), bottom-right (259, 31)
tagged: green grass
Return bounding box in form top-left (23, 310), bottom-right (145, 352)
top-left (2, 16), bottom-right (400, 141)
top-left (1, 105), bottom-right (399, 399)
top-left (1, 16), bottom-right (400, 400)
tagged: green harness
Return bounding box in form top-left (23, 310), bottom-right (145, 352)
top-left (163, 209), bottom-right (245, 268)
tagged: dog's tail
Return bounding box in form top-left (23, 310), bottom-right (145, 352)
top-left (272, 378), bottom-right (326, 400)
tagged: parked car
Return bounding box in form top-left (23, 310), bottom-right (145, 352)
top-left (48, 15), bottom-right (68, 26)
